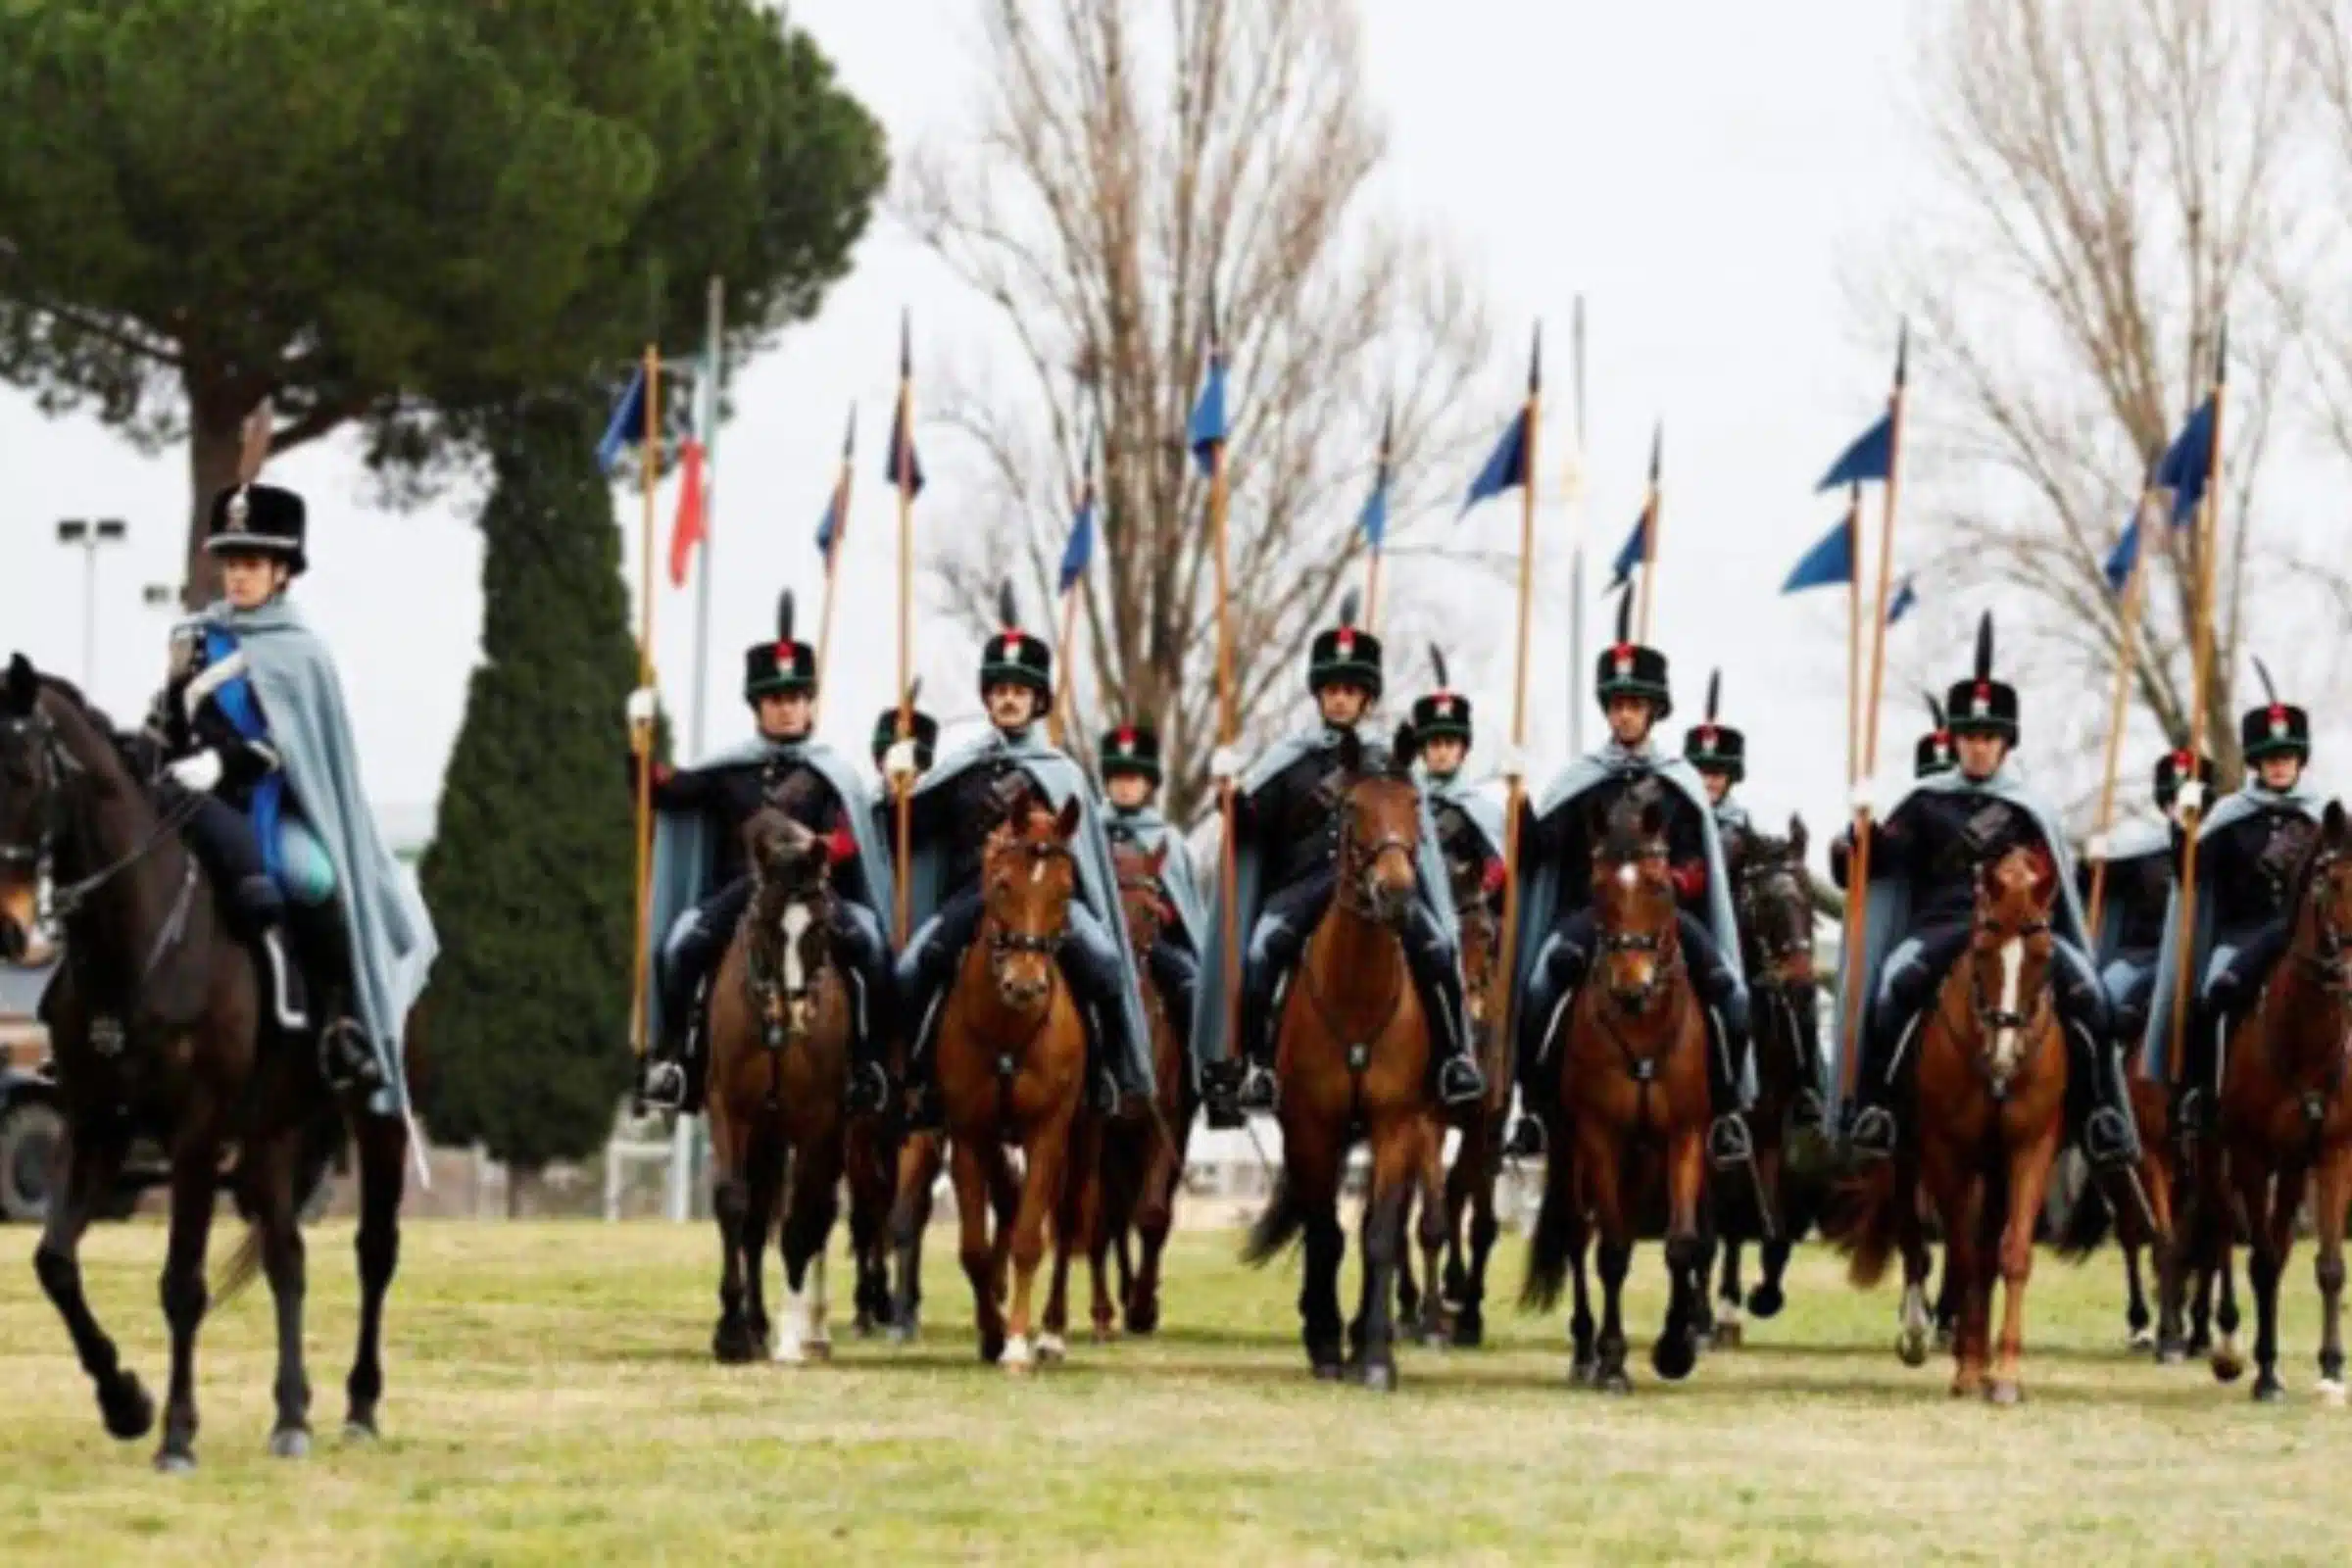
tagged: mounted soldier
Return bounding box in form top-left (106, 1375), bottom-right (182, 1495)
top-left (634, 592), bottom-right (896, 1115)
top-left (1508, 593), bottom-right (1754, 1171)
top-left (1684, 670), bottom-right (1752, 871)
top-left (149, 479), bottom-right (436, 1109)
top-left (1413, 646), bottom-right (1507, 920)
top-left (2142, 662), bottom-right (2328, 1134)
top-left (1095, 721), bottom-right (1204, 1046)
top-left (871, 687), bottom-right (940, 785)
top-left (2084, 750), bottom-right (2210, 1055)
top-left (891, 584), bottom-right (1153, 1129)
top-left (1835, 612), bottom-right (2136, 1173)
top-left (1193, 591), bottom-right (1482, 1125)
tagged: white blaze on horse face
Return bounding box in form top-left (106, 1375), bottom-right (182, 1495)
top-left (1991, 935), bottom-right (2025, 1076)
top-left (779, 903), bottom-right (813, 995)
top-left (1615, 863), bottom-right (1639, 890)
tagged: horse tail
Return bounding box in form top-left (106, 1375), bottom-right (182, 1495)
top-left (1518, 1165), bottom-right (1577, 1312)
top-left (213, 1097), bottom-right (349, 1307)
top-left (1241, 1176), bottom-right (1305, 1267)
top-left (2053, 1163), bottom-right (2116, 1262)
top-left (1830, 1161), bottom-right (1903, 1289)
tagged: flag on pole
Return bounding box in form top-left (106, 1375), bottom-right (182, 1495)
top-left (815, 406), bottom-right (857, 558)
top-left (668, 436), bottom-right (706, 587)
top-left (1782, 512), bottom-right (1855, 593)
top-left (1189, 349), bottom-right (1228, 476)
top-left (1460, 330), bottom-right (1542, 515)
top-left (1058, 418), bottom-right (1098, 595)
top-left (1608, 424), bottom-right (1662, 590)
top-left (1886, 574), bottom-right (1919, 625)
top-left (2102, 514), bottom-right (2141, 593)
top-left (2157, 395), bottom-right (2216, 525)
top-left (1358, 404), bottom-right (1393, 549)
top-left (1817, 411), bottom-right (1893, 492)
top-left (885, 316), bottom-right (924, 496)
top-left (597, 365), bottom-right (649, 476)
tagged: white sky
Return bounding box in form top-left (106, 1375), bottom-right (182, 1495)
top-left (12, 0), bottom-right (2307, 856)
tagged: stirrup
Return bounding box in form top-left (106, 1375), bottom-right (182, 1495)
top-left (639, 1058), bottom-right (688, 1112)
top-left (1437, 1056), bottom-right (1486, 1108)
top-left (1501, 1113), bottom-right (1545, 1160)
top-left (1845, 1104), bottom-right (1897, 1163)
top-left (2084, 1106), bottom-right (2139, 1169)
top-left (1236, 1059), bottom-right (1279, 1114)
top-left (1706, 1111), bottom-right (1754, 1171)
top-left (318, 1018), bottom-right (382, 1095)
top-left (1790, 1087), bottom-right (1828, 1135)
top-left (846, 1059), bottom-right (891, 1117)
top-left (1200, 1061), bottom-right (1246, 1130)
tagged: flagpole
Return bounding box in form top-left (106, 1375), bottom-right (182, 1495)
top-left (1364, 546), bottom-right (1384, 635)
top-left (2084, 494), bottom-right (2154, 942)
top-left (1051, 585), bottom-right (1081, 748)
top-left (628, 343), bottom-right (662, 1068)
top-left (1491, 329), bottom-right (1542, 1071)
top-left (1836, 326), bottom-right (1908, 1106)
top-left (2166, 330), bottom-right (2227, 1087)
top-left (1636, 425), bottom-right (1662, 644)
top-left (893, 318), bottom-right (916, 949)
top-left (1211, 360), bottom-right (1243, 1082)
top-left (812, 414), bottom-right (854, 727)
top-left (1843, 485), bottom-right (1861, 788)
top-left (688, 278), bottom-right (723, 762)
top-left (1569, 296), bottom-right (1588, 760)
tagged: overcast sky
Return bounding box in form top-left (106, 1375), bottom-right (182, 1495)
top-left (12, 0), bottom-right (2281, 853)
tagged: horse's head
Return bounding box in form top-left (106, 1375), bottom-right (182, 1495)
top-left (746, 809), bottom-right (833, 1039)
top-left (2294, 800), bottom-right (2352, 980)
top-left (1331, 726), bottom-right (1423, 929)
top-left (0, 655), bottom-right (61, 962)
top-left (1589, 782), bottom-right (1680, 1013)
top-left (983, 790), bottom-right (1081, 1012)
top-left (1738, 812), bottom-right (1816, 991)
top-left (1966, 844), bottom-right (2059, 1091)
top-left (1113, 840), bottom-right (1170, 960)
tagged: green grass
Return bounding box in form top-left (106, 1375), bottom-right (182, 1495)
top-left (3, 1220), bottom-right (2350, 1564)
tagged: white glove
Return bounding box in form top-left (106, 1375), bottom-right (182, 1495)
top-left (1492, 742), bottom-right (1529, 779)
top-left (2084, 832), bottom-right (2112, 862)
top-left (2174, 779), bottom-right (2208, 817)
top-left (1847, 781), bottom-right (1876, 816)
top-left (883, 740), bottom-right (921, 782)
top-left (624, 687), bottom-right (660, 727)
top-left (1208, 745), bottom-right (1243, 784)
top-left (168, 750), bottom-right (224, 794)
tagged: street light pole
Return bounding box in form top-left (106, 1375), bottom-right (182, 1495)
top-left (55, 518), bottom-right (128, 692)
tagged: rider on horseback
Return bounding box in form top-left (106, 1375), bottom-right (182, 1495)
top-left (2083, 750), bottom-right (2210, 1058)
top-left (1508, 594), bottom-right (1755, 1172)
top-left (890, 584), bottom-right (1154, 1132)
top-left (1836, 612), bottom-right (2136, 1171)
top-left (1096, 722), bottom-right (1204, 1048)
top-left (150, 481), bottom-right (430, 1102)
top-left (635, 592), bottom-right (896, 1115)
top-left (2141, 661), bottom-right (2326, 1136)
top-left (1194, 592), bottom-right (1485, 1125)
top-left (1413, 646), bottom-right (1508, 926)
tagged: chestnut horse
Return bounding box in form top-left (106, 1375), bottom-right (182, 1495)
top-left (1521, 783), bottom-right (1711, 1393)
top-left (1839, 845), bottom-right (2070, 1402)
top-left (935, 791), bottom-right (1094, 1371)
top-left (703, 809), bottom-right (858, 1365)
top-left (1, 657), bottom-right (408, 1470)
top-left (1243, 729), bottom-right (1446, 1390)
top-left (2181, 801), bottom-right (2352, 1401)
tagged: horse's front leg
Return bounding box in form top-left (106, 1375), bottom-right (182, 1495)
top-left (1654, 1126), bottom-right (1704, 1383)
top-left (255, 1136), bottom-right (314, 1457)
top-left (2244, 1159), bottom-right (2303, 1402)
top-left (1004, 1105), bottom-right (1075, 1375)
top-left (2313, 1146), bottom-right (2350, 1403)
top-left (155, 1152), bottom-right (220, 1473)
top-left (888, 1131), bottom-right (945, 1343)
top-left (949, 1137), bottom-right (1004, 1364)
top-left (1579, 1124), bottom-right (1635, 1394)
top-left (1128, 1113), bottom-right (1182, 1336)
top-left (1414, 1127), bottom-right (1452, 1348)
top-left (708, 1115), bottom-right (758, 1365)
top-left (344, 1111), bottom-right (406, 1441)
top-left (1988, 1125), bottom-right (2061, 1405)
top-left (1350, 1122), bottom-right (1419, 1392)
top-left (31, 1115), bottom-right (151, 1443)
top-left (1455, 1121), bottom-right (1502, 1348)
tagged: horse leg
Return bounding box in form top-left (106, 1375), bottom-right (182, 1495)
top-left (1894, 1159), bottom-right (1934, 1370)
top-left (949, 1138), bottom-right (1004, 1363)
top-left (1004, 1110), bottom-right (1075, 1375)
top-left (1716, 1237), bottom-right (1745, 1346)
top-left (154, 1154), bottom-right (220, 1472)
top-left (1581, 1131), bottom-right (1635, 1394)
top-left (2314, 1147), bottom-right (2351, 1403)
top-left (2215, 1224), bottom-right (2246, 1378)
top-left (1988, 1131), bottom-right (2060, 1405)
top-left (1455, 1143), bottom-right (1500, 1350)
top-left (1351, 1127), bottom-right (1414, 1391)
top-left (746, 1137), bottom-right (788, 1357)
top-left (1654, 1131), bottom-right (1705, 1384)
top-left (1082, 1126), bottom-right (1120, 1345)
top-left (1128, 1116), bottom-right (1181, 1337)
top-left (775, 1131), bottom-right (843, 1366)
top-left (1295, 1155), bottom-right (1348, 1379)
top-left (32, 1118), bottom-right (152, 1443)
top-left (846, 1120), bottom-right (894, 1336)
top-left (888, 1131), bottom-right (943, 1343)
top-left (1441, 1122), bottom-right (1475, 1307)
top-left (1041, 1112), bottom-right (1090, 1356)
top-left (2247, 1162), bottom-right (2301, 1402)
top-left (709, 1116), bottom-right (758, 1364)
top-left (256, 1139), bottom-right (313, 1457)
top-left (343, 1112), bottom-right (405, 1442)
top-left (1414, 1133), bottom-right (1452, 1348)
top-left (2122, 1234), bottom-right (2152, 1350)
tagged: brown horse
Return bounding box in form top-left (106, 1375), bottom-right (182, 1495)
top-left (1, 657), bottom-right (408, 1469)
top-left (1521, 783), bottom-right (1711, 1392)
top-left (1243, 729), bottom-right (1445, 1390)
top-left (702, 809), bottom-right (858, 1364)
top-left (1840, 845), bottom-right (2070, 1402)
top-left (935, 791), bottom-right (1094, 1371)
top-left (2182, 801), bottom-right (2352, 1401)
top-left (1431, 850), bottom-right (1510, 1347)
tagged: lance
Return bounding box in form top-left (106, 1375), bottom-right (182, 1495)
top-left (811, 406), bottom-right (857, 727)
top-left (892, 313), bottom-right (918, 948)
top-left (1636, 421), bottom-right (1664, 644)
top-left (1835, 324), bottom-right (1910, 1105)
top-left (2166, 325), bottom-right (2229, 1085)
top-left (1361, 400), bottom-right (1394, 633)
top-left (1051, 407), bottom-right (1099, 749)
top-left (628, 343), bottom-right (663, 1065)
top-left (2084, 486), bottom-right (2157, 941)
top-left (1842, 484), bottom-right (1862, 788)
top-left (1489, 325), bottom-right (1544, 1069)
top-left (1200, 293), bottom-right (1244, 1079)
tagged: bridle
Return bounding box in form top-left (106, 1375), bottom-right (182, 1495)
top-left (985, 836), bottom-right (1073, 974)
top-left (1334, 783), bottom-right (1418, 925)
top-left (745, 861), bottom-right (833, 1049)
top-left (1940, 910), bottom-right (2054, 1099)
top-left (2291, 848), bottom-right (2352, 998)
top-left (1595, 847), bottom-right (1684, 1014)
top-left (1737, 855), bottom-right (1814, 990)
top-left (0, 705), bottom-right (201, 931)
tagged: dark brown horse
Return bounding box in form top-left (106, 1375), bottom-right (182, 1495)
top-left (2182, 802), bottom-right (2352, 1401)
top-left (1244, 729), bottom-right (1446, 1389)
top-left (935, 791), bottom-right (1094, 1371)
top-left (1, 656), bottom-right (407, 1470)
top-left (1840, 845), bottom-right (2070, 1402)
top-left (1431, 848), bottom-right (1509, 1347)
top-left (1521, 784), bottom-right (1711, 1393)
top-left (702, 809), bottom-right (858, 1364)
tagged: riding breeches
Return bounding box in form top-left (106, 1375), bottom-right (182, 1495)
top-left (1238, 868), bottom-right (1468, 1068)
top-left (1862, 918), bottom-right (2108, 1089)
top-left (663, 879), bottom-right (894, 1054)
top-left (1518, 906), bottom-right (1746, 1079)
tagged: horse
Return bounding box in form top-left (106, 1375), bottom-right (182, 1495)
top-left (841, 1100), bottom-right (900, 1337)
top-left (0, 655), bottom-right (407, 1470)
top-left (1242, 728), bottom-right (1446, 1390)
top-left (1431, 849), bottom-right (1510, 1347)
top-left (1520, 783), bottom-right (1712, 1393)
top-left (1699, 816), bottom-right (1825, 1345)
top-left (2178, 801), bottom-right (2352, 1401)
top-left (1838, 845), bottom-right (2072, 1402)
top-left (933, 790), bottom-right (1095, 1371)
top-left (701, 808), bottom-right (859, 1364)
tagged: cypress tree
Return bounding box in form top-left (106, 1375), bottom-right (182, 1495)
top-left (416, 396), bottom-right (640, 1176)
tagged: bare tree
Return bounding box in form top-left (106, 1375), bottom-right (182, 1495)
top-left (901, 0), bottom-right (1498, 821)
top-left (2290, 0), bottom-right (2352, 522)
top-left (1871, 0), bottom-right (2340, 799)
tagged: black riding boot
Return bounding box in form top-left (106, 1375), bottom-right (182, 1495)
top-left (1147, 939), bottom-right (1200, 1051)
top-left (285, 898), bottom-right (382, 1097)
top-left (1788, 994), bottom-right (1830, 1135)
top-left (1844, 1005), bottom-right (1912, 1164)
top-left (1704, 1004), bottom-right (1758, 1172)
top-left (1504, 936), bottom-right (1587, 1158)
top-left (1060, 934), bottom-right (1143, 1114)
top-left (2067, 1020), bottom-right (2141, 1170)
top-left (897, 893), bottom-right (985, 1133)
top-left (1231, 933), bottom-right (1295, 1115)
top-left (1404, 910), bottom-right (1484, 1108)
top-left (830, 913), bottom-right (895, 1116)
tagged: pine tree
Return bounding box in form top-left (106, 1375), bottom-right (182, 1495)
top-left (416, 396), bottom-right (640, 1175)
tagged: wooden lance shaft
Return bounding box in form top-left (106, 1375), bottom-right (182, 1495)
top-left (1212, 431), bottom-right (1244, 1070)
top-left (812, 471), bottom-right (851, 728)
top-left (628, 345), bottom-right (662, 1060)
top-left (894, 387), bottom-right (917, 948)
top-left (1636, 488), bottom-right (1662, 645)
top-left (2165, 381), bottom-right (2228, 1086)
top-left (1364, 545), bottom-right (1384, 635)
top-left (1843, 489), bottom-right (1861, 789)
top-left (2083, 501), bottom-right (2153, 941)
top-left (1051, 585), bottom-right (1081, 749)
top-left (1490, 394), bottom-right (1541, 1068)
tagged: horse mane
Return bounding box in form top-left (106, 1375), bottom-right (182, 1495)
top-left (1596, 779), bottom-right (1667, 863)
top-left (32, 675), bottom-right (143, 793)
top-left (2284, 806), bottom-right (2344, 929)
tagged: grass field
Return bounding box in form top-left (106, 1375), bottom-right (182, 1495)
top-left (4, 1220), bottom-right (2350, 1565)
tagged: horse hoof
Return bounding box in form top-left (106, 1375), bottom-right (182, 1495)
top-left (888, 1321), bottom-right (919, 1346)
top-left (1711, 1320), bottom-right (1744, 1351)
top-left (2129, 1326), bottom-right (2156, 1352)
top-left (2213, 1348), bottom-right (2247, 1385)
top-left (1933, 1325), bottom-right (1956, 1353)
top-left (269, 1427), bottom-right (312, 1460)
top-left (1450, 1315), bottom-right (1485, 1349)
top-left (341, 1419), bottom-right (379, 1445)
top-left (2252, 1374), bottom-right (2284, 1403)
top-left (2157, 1339), bottom-right (2187, 1366)
top-left (1357, 1362), bottom-right (1397, 1393)
top-left (1003, 1335), bottom-right (1035, 1375)
top-left (1598, 1368), bottom-right (1634, 1396)
top-left (153, 1448), bottom-right (196, 1476)
top-left (1036, 1333), bottom-right (1067, 1364)
top-left (1747, 1283), bottom-right (1786, 1320)
top-left (1090, 1321), bottom-right (1118, 1346)
top-left (1124, 1301), bottom-right (1160, 1337)
top-left (99, 1375), bottom-right (154, 1443)
top-left (1312, 1358), bottom-right (1348, 1382)
top-left (1568, 1356), bottom-right (1599, 1388)
top-left (1986, 1381), bottom-right (2024, 1408)
top-left (1896, 1331), bottom-right (1930, 1370)
top-left (1652, 1335), bottom-right (1697, 1383)
top-left (2317, 1377), bottom-right (2348, 1406)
